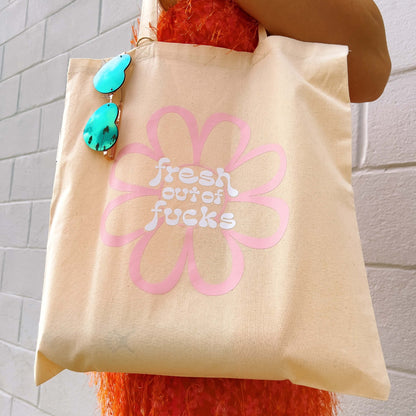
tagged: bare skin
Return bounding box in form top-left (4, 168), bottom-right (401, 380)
top-left (159, 0), bottom-right (391, 103)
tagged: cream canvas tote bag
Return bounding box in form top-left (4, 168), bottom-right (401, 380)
top-left (35, 0), bottom-right (390, 400)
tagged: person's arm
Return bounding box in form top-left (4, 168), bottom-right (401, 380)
top-left (235, 0), bottom-right (391, 102)
top-left (158, 0), bottom-right (391, 102)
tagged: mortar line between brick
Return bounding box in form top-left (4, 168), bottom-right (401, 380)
top-left (387, 367), bottom-right (416, 379)
top-left (0, 45), bottom-right (4, 79)
top-left (0, 335), bottom-right (37, 352)
top-left (36, 385), bottom-right (41, 408)
top-left (0, 246), bottom-right (45, 252)
top-left (0, 48), bottom-right (69, 83)
top-left (16, 294), bottom-right (24, 344)
top-left (355, 103), bottom-right (362, 166)
top-left (37, 107), bottom-right (43, 150)
top-left (357, 103), bottom-right (368, 168)
top-left (24, 0), bottom-right (29, 28)
top-left (352, 163), bottom-right (416, 174)
top-left (0, 199), bottom-right (51, 207)
top-left (7, 198), bottom-right (53, 204)
top-left (0, 148), bottom-right (57, 164)
top-left (67, 18), bottom-right (138, 58)
top-left (0, 248), bottom-right (5, 290)
top-left (391, 65), bottom-right (416, 77)
top-left (15, 73), bottom-right (22, 113)
top-left (27, 245), bottom-right (47, 250)
top-left (10, 396), bottom-right (15, 416)
top-left (1, 56), bottom-right (47, 83)
top-left (11, 15), bottom-right (141, 66)
top-left (0, 200), bottom-right (49, 207)
top-left (366, 263), bottom-right (416, 271)
top-left (41, 17), bottom-right (47, 61)
top-left (10, 395), bottom-right (54, 416)
top-left (83, 13), bottom-right (140, 40)
top-left (16, 294), bottom-right (42, 302)
top-left (98, 0), bottom-right (103, 34)
top-left (26, 202), bottom-right (33, 247)
top-left (11, 93), bottom-right (65, 118)
top-left (0, 96), bottom-right (64, 123)
top-left (2, 291), bottom-right (43, 302)
top-left (8, 158), bottom-right (15, 201)
top-left (24, 0), bottom-right (77, 33)
top-left (0, 292), bottom-right (27, 301)
top-left (0, 386), bottom-right (12, 398)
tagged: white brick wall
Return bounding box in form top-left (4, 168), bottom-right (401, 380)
top-left (339, 0), bottom-right (416, 414)
top-left (0, 0), bottom-right (414, 415)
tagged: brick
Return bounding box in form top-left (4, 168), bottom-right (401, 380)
top-left (0, 76), bottom-right (19, 119)
top-left (71, 21), bottom-right (133, 59)
top-left (11, 150), bottom-right (57, 201)
top-left (0, 293), bottom-right (22, 344)
top-left (39, 371), bottom-right (97, 416)
top-left (0, 390), bottom-right (12, 416)
top-left (27, 0), bottom-right (75, 27)
top-left (19, 298), bottom-right (41, 351)
top-left (0, 202), bottom-right (31, 247)
top-left (19, 54), bottom-right (68, 111)
top-left (353, 169), bottom-right (416, 266)
top-left (0, 341), bottom-right (38, 404)
top-left (100, 0), bottom-right (139, 32)
top-left (12, 399), bottom-right (50, 416)
top-left (0, 109), bottom-right (40, 158)
top-left (3, 249), bottom-right (45, 299)
top-left (28, 201), bottom-right (50, 249)
top-left (376, 0), bottom-right (416, 72)
top-left (339, 371), bottom-right (416, 416)
top-left (44, 0), bottom-right (100, 59)
top-left (39, 100), bottom-right (65, 150)
top-left (3, 21), bottom-right (45, 79)
top-left (0, 0), bottom-right (26, 44)
top-left (367, 267), bottom-right (416, 373)
top-left (366, 72), bottom-right (416, 166)
top-left (0, 159), bottom-right (13, 202)
top-left (0, 0), bottom-right (8, 11)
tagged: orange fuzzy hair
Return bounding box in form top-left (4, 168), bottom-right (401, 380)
top-left (132, 0), bottom-right (259, 52)
top-left (91, 372), bottom-right (339, 416)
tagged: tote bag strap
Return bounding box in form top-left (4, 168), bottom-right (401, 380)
top-left (138, 0), bottom-right (268, 45)
top-left (138, 0), bottom-right (159, 42)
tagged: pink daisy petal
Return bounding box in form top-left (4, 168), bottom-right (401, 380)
top-left (110, 143), bottom-right (161, 192)
top-left (147, 106), bottom-right (199, 164)
top-left (187, 228), bottom-right (245, 295)
top-left (227, 197), bottom-right (289, 249)
top-left (200, 113), bottom-right (250, 168)
top-left (100, 192), bottom-right (151, 247)
top-left (228, 143), bottom-right (287, 196)
top-left (129, 219), bottom-right (188, 294)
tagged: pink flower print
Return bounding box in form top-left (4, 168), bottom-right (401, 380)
top-left (100, 106), bottom-right (289, 296)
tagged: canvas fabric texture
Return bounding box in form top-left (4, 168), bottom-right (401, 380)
top-left (35, 0), bottom-right (389, 400)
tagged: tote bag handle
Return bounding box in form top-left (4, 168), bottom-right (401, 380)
top-left (138, 0), bottom-right (159, 41)
top-left (138, 0), bottom-right (268, 44)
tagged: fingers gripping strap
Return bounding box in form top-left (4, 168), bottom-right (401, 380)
top-left (138, 0), bottom-right (159, 41)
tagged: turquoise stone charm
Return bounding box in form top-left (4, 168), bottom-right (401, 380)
top-left (93, 54), bottom-right (131, 94)
top-left (83, 103), bottom-right (119, 152)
